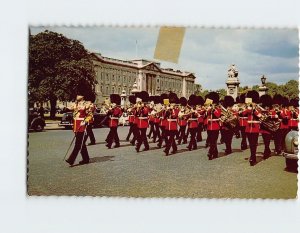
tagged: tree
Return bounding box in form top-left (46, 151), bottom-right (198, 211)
top-left (28, 30), bottom-right (97, 119)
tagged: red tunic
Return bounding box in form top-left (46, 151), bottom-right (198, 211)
top-left (188, 112), bottom-right (199, 129)
top-left (207, 108), bottom-right (221, 131)
top-left (197, 109), bottom-right (205, 124)
top-left (137, 107), bottom-right (149, 129)
top-left (279, 108), bottom-right (290, 129)
top-left (289, 108), bottom-right (299, 128)
top-left (128, 114), bottom-right (135, 123)
top-left (165, 109), bottom-right (178, 131)
top-left (244, 109), bottom-right (261, 133)
top-left (108, 107), bottom-right (122, 128)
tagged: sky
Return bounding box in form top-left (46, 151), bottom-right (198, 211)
top-left (30, 26), bottom-right (299, 90)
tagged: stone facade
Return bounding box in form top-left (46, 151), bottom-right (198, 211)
top-left (92, 53), bottom-right (200, 104)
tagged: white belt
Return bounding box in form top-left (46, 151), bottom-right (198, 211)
top-left (188, 118), bottom-right (198, 121)
top-left (290, 119), bottom-right (298, 121)
top-left (247, 121), bottom-right (260, 123)
top-left (138, 117), bottom-right (148, 120)
top-left (75, 118), bottom-right (85, 120)
top-left (167, 119), bottom-right (177, 122)
top-left (208, 119), bottom-right (219, 121)
top-left (110, 117), bottom-right (119, 120)
top-left (239, 117), bottom-right (248, 119)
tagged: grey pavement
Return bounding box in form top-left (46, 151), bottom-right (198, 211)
top-left (27, 127), bottom-right (297, 198)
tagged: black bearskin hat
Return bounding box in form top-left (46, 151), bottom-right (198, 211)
top-left (128, 95), bottom-right (137, 104)
top-left (110, 94), bottom-right (121, 105)
top-left (272, 94), bottom-right (283, 106)
top-left (223, 95), bottom-right (234, 108)
top-left (179, 97), bottom-right (188, 106)
top-left (282, 96), bottom-right (289, 107)
top-left (290, 98), bottom-right (299, 107)
top-left (205, 92), bottom-right (219, 105)
top-left (246, 90), bottom-right (259, 104)
top-left (195, 96), bottom-right (204, 106)
top-left (259, 94), bottom-right (272, 108)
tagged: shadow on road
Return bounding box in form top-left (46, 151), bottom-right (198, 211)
top-left (90, 156), bottom-right (115, 163)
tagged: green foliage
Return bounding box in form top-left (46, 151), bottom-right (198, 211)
top-left (200, 80), bottom-right (299, 100)
top-left (28, 30), bottom-right (97, 114)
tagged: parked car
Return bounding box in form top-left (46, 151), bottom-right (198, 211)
top-left (59, 112), bottom-right (108, 129)
top-left (282, 130), bottom-right (298, 172)
top-left (28, 109), bottom-right (46, 132)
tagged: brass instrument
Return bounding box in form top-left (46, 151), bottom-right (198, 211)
top-left (256, 104), bottom-right (280, 133)
top-left (219, 105), bottom-right (238, 129)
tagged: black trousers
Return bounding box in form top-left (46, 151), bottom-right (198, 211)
top-left (246, 133), bottom-right (259, 162)
top-left (178, 125), bottom-right (187, 143)
top-left (188, 128), bottom-right (197, 150)
top-left (157, 126), bottom-right (167, 147)
top-left (223, 129), bottom-right (234, 153)
top-left (67, 131), bottom-right (89, 164)
top-left (126, 123), bottom-right (134, 140)
top-left (240, 126), bottom-right (247, 150)
top-left (165, 130), bottom-right (178, 153)
top-left (84, 124), bottom-right (95, 144)
top-left (148, 121), bottom-right (155, 138)
top-left (130, 124), bottom-right (139, 144)
top-left (136, 128), bottom-right (149, 150)
top-left (262, 133), bottom-right (271, 157)
top-left (207, 130), bottom-right (219, 157)
top-left (107, 127), bottom-right (120, 146)
top-left (153, 123), bottom-right (161, 142)
top-left (196, 123), bottom-right (203, 142)
top-left (273, 129), bottom-right (282, 153)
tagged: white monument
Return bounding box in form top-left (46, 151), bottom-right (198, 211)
top-left (226, 64), bottom-right (240, 101)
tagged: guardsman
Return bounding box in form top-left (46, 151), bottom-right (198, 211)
top-left (135, 102), bottom-right (150, 152)
top-left (278, 98), bottom-right (291, 150)
top-left (147, 101), bottom-right (155, 140)
top-left (157, 106), bottom-right (167, 148)
top-left (289, 98), bottom-right (299, 131)
top-left (65, 95), bottom-right (93, 166)
top-left (221, 96), bottom-right (236, 155)
top-left (243, 92), bottom-right (262, 166)
top-left (238, 103), bottom-right (248, 150)
top-left (206, 103), bottom-right (221, 160)
top-left (84, 101), bottom-right (96, 146)
top-left (187, 107), bottom-right (199, 151)
top-left (164, 104), bottom-right (179, 156)
top-left (152, 106), bottom-right (161, 143)
top-left (177, 107), bottom-right (188, 144)
top-left (106, 103), bottom-right (122, 149)
top-left (126, 105), bottom-right (135, 141)
top-left (196, 105), bottom-right (205, 142)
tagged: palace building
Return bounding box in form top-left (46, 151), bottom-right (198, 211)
top-left (91, 53), bottom-right (200, 104)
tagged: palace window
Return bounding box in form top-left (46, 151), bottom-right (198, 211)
top-left (112, 87), bottom-right (115, 94)
top-left (106, 86), bottom-right (109, 95)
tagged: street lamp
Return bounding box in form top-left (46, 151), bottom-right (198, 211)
top-left (261, 75), bottom-right (267, 86)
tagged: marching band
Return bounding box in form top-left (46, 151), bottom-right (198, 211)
top-left (66, 90), bottom-right (299, 167)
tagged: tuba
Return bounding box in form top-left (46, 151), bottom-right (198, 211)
top-left (219, 105), bottom-right (238, 129)
top-left (256, 104), bottom-right (280, 133)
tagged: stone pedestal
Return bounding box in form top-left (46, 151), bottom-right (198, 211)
top-left (121, 89), bottom-right (127, 107)
top-left (258, 86), bottom-right (268, 97)
top-left (226, 64), bottom-right (240, 101)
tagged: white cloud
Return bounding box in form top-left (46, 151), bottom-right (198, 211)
top-left (30, 26), bottom-right (299, 90)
